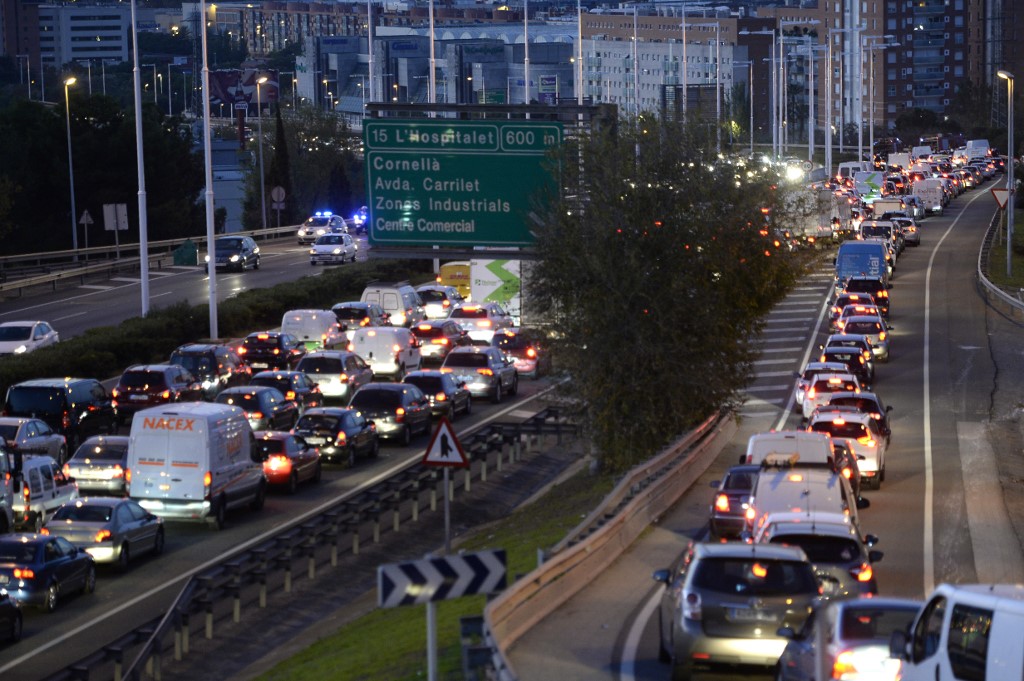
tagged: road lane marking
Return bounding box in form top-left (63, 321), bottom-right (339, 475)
top-left (53, 312), bottom-right (88, 321)
top-left (922, 187), bottom-right (992, 594)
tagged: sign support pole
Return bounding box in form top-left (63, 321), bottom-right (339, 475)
top-left (443, 467), bottom-right (451, 555)
top-left (427, 601), bottom-right (438, 681)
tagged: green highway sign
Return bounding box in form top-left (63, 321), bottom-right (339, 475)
top-left (364, 120), bottom-right (562, 247)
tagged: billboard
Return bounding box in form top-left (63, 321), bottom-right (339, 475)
top-left (207, 69), bottom-right (280, 108)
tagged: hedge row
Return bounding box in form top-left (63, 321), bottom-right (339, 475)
top-left (0, 258), bottom-right (434, 396)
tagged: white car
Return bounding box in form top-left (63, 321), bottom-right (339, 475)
top-left (415, 284), bottom-right (466, 319)
top-left (807, 406), bottom-right (888, 489)
top-left (792, 361), bottom-right (848, 411)
top-left (309, 233), bottom-right (357, 265)
top-left (297, 212), bottom-right (346, 244)
top-left (448, 303), bottom-right (514, 343)
top-left (0, 321), bottom-right (59, 356)
top-left (802, 372), bottom-right (861, 420)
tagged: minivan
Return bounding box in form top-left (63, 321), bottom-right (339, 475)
top-left (360, 281), bottom-right (425, 327)
top-left (891, 583), bottom-right (1024, 681)
top-left (127, 402), bottom-right (266, 530)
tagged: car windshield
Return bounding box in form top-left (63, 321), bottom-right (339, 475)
top-left (0, 542), bottom-right (37, 563)
top-left (445, 354), bottom-right (488, 368)
top-left (72, 441), bottom-right (128, 461)
top-left (305, 216), bottom-right (331, 227)
top-left (840, 606), bottom-right (918, 641)
top-left (254, 439), bottom-right (286, 456)
top-left (768, 535), bottom-right (861, 564)
top-left (297, 357), bottom-right (343, 374)
top-left (120, 371), bottom-right (169, 389)
top-left (405, 376), bottom-right (443, 393)
top-left (295, 414), bottom-right (341, 431)
top-left (349, 391), bottom-right (401, 409)
top-left (691, 557), bottom-right (818, 596)
top-left (845, 321), bottom-right (883, 335)
top-left (315, 235), bottom-right (345, 245)
top-left (0, 326), bottom-right (32, 341)
top-left (810, 420), bottom-right (871, 440)
top-left (170, 352), bottom-right (214, 376)
top-left (216, 393), bottom-right (261, 410)
top-left (451, 308), bottom-right (488, 319)
top-left (418, 290), bottom-right (447, 303)
top-left (5, 387), bottom-right (64, 416)
top-left (215, 238), bottom-right (244, 253)
top-left (0, 425), bottom-right (19, 440)
top-left (52, 504), bottom-right (113, 523)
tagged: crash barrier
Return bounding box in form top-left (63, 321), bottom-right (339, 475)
top-left (482, 409), bottom-right (736, 680)
top-left (977, 208), bottom-right (1024, 316)
top-left (41, 406), bottom-right (579, 681)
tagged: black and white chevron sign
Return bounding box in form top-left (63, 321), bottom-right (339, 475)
top-left (377, 549), bottom-right (507, 608)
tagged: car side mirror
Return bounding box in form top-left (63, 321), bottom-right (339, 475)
top-left (776, 626), bottom-right (797, 640)
top-left (856, 496), bottom-right (871, 510)
top-left (651, 569), bottom-right (671, 585)
top-left (886, 405), bottom-right (893, 413)
top-left (865, 534), bottom-right (879, 547)
top-left (890, 629), bottom-right (910, 660)
top-left (708, 480), bottom-right (721, 489)
top-left (868, 550), bottom-right (884, 563)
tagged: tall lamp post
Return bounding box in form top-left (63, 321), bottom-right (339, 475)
top-left (999, 70), bottom-right (1015, 277)
top-left (256, 76), bottom-right (268, 232)
top-left (64, 77), bottom-right (79, 258)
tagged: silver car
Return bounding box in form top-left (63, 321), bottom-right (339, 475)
top-left (309, 232), bottom-right (357, 265)
top-left (63, 436), bottom-right (130, 495)
top-left (792, 362), bottom-right (848, 411)
top-left (838, 315), bottom-right (890, 363)
top-left (653, 542), bottom-right (827, 680)
top-left (777, 597), bottom-right (921, 681)
top-left (0, 417), bottom-right (67, 464)
top-left (42, 497), bottom-right (164, 571)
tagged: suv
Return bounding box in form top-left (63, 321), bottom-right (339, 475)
top-left (747, 460), bottom-right (865, 535)
top-left (360, 281), bottom-right (425, 327)
top-left (753, 511), bottom-right (882, 599)
top-left (3, 378), bottom-right (116, 451)
top-left (111, 364), bottom-right (203, 425)
top-left (412, 320), bottom-right (471, 364)
top-left (238, 331), bottom-right (307, 371)
top-left (295, 350), bottom-right (374, 403)
top-left (206, 235), bottom-right (260, 272)
top-left (841, 276), bottom-right (890, 318)
top-left (349, 327), bottom-right (422, 381)
top-left (348, 383), bottom-right (433, 446)
top-left (168, 343), bottom-right (250, 399)
top-left (441, 347), bottom-right (518, 403)
top-left (652, 542), bottom-right (827, 679)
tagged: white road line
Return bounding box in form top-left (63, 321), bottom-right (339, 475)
top-left (922, 188), bottom-right (991, 594)
top-left (53, 312), bottom-right (87, 321)
top-left (755, 337), bottom-right (797, 344)
top-left (745, 384), bottom-right (790, 393)
top-left (760, 326), bottom-right (811, 333)
top-left (740, 411), bottom-right (780, 418)
top-left (758, 348), bottom-right (797, 353)
top-left (756, 371), bottom-right (796, 378)
top-left (110, 277), bottom-right (141, 283)
top-left (772, 280), bottom-right (834, 431)
top-left (752, 359), bottom-right (792, 366)
top-left (619, 588), bottom-right (663, 681)
top-left (79, 285), bottom-right (113, 290)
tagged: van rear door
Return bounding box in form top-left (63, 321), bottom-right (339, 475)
top-left (129, 427), bottom-right (205, 502)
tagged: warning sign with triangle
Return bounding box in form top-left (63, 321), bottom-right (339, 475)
top-left (421, 417), bottom-right (469, 468)
top-left (992, 187), bottom-right (1010, 209)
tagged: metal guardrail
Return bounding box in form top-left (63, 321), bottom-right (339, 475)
top-left (482, 409), bottom-right (736, 680)
top-left (977, 208), bottom-right (1024, 312)
top-left (42, 406), bottom-right (578, 681)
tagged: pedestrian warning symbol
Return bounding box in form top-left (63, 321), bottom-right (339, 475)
top-left (422, 417), bottom-right (469, 468)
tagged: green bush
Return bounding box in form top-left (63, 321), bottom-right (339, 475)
top-left (0, 258), bottom-right (434, 398)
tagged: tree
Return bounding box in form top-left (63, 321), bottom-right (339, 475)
top-left (529, 116), bottom-right (801, 472)
top-left (266, 107), bottom-right (296, 226)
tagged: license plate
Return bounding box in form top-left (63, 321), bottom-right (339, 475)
top-left (305, 437), bottom-right (326, 446)
top-left (0, 574), bottom-right (8, 585)
top-left (730, 608), bottom-right (774, 622)
top-left (251, 362), bottom-right (268, 369)
top-left (130, 395), bottom-right (149, 401)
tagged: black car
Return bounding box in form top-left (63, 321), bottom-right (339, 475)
top-left (249, 370), bottom-right (323, 414)
top-left (707, 464), bottom-right (758, 539)
top-left (292, 407), bottom-right (379, 465)
top-left (3, 378), bottom-right (116, 451)
top-left (111, 364), bottom-right (204, 425)
top-left (169, 343), bottom-right (251, 399)
top-left (411, 320), bottom-right (471, 364)
top-left (207, 235), bottom-right (260, 272)
top-left (215, 386), bottom-right (300, 432)
top-left (841, 276), bottom-right (889, 318)
top-left (348, 383), bottom-right (432, 446)
top-left (239, 331), bottom-right (307, 371)
top-left (490, 327), bottom-right (553, 379)
top-left (819, 347), bottom-right (872, 388)
top-left (0, 534), bottom-right (95, 612)
top-left (825, 391), bottom-right (893, 447)
top-left (403, 370), bottom-right (473, 420)
top-left (331, 301), bottom-right (391, 334)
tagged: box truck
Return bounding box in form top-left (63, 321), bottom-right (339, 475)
top-left (127, 403), bottom-right (266, 529)
top-left (835, 240), bottom-right (888, 287)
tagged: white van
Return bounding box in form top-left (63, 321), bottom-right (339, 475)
top-left (360, 281), bottom-right (425, 327)
top-left (915, 178), bottom-right (946, 215)
top-left (349, 327), bottom-right (422, 381)
top-left (127, 403), bottom-right (266, 530)
top-left (837, 161), bottom-right (871, 180)
top-left (281, 309), bottom-right (344, 350)
top-left (743, 431), bottom-right (835, 467)
top-left (745, 466), bottom-right (862, 537)
top-left (891, 583), bottom-right (1024, 681)
top-left (10, 454), bottom-right (79, 532)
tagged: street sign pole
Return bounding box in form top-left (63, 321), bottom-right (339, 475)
top-left (443, 467), bottom-right (451, 555)
top-left (427, 600), bottom-right (438, 681)
top-left (422, 417), bottom-right (467, 555)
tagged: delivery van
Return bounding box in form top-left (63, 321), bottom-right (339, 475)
top-left (743, 431), bottom-right (835, 467)
top-left (891, 583), bottom-right (1024, 681)
top-left (834, 240), bottom-right (889, 288)
top-left (281, 309), bottom-right (345, 350)
top-left (437, 261), bottom-right (472, 301)
top-left (127, 403), bottom-right (266, 530)
top-left (837, 161), bottom-right (871, 181)
top-left (349, 327), bottom-right (422, 381)
top-left (915, 178), bottom-right (946, 215)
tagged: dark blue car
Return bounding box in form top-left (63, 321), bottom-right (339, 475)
top-left (0, 534), bottom-right (95, 612)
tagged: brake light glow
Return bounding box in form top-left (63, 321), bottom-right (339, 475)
top-left (807, 387), bottom-right (816, 399)
top-left (832, 418), bottom-right (847, 425)
top-left (13, 568), bottom-right (34, 579)
top-left (396, 407), bottom-right (406, 416)
top-left (435, 392), bottom-right (448, 402)
top-left (857, 436), bottom-right (877, 447)
top-left (477, 368), bottom-right (494, 376)
top-left (160, 390), bottom-right (171, 399)
top-left (335, 432), bottom-right (347, 446)
top-left (842, 467), bottom-right (853, 479)
top-left (393, 344), bottom-right (401, 353)
top-left (476, 320), bottom-right (492, 328)
top-left (751, 563), bottom-right (768, 578)
top-left (258, 333), bottom-right (270, 340)
top-left (95, 529), bottom-right (112, 542)
top-left (248, 411), bottom-right (264, 421)
top-left (714, 494), bottom-right (729, 512)
top-left (851, 563), bottom-right (874, 582)
top-left (526, 347), bottom-right (537, 358)
top-left (285, 391), bottom-right (296, 400)
top-left (433, 338), bottom-right (449, 345)
top-left (203, 471), bottom-right (212, 487)
top-left (832, 650), bottom-right (858, 677)
top-left (418, 324), bottom-right (432, 331)
top-left (745, 506), bottom-right (756, 520)
top-left (788, 474), bottom-right (804, 482)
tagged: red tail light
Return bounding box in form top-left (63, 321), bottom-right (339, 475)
top-left (266, 454), bottom-right (291, 472)
top-left (63, 463), bottom-right (70, 477)
top-left (62, 411), bottom-right (71, 430)
top-left (339, 374), bottom-right (348, 382)
top-left (13, 568), bottom-right (34, 579)
top-left (477, 320), bottom-right (492, 328)
top-left (432, 338), bottom-right (449, 345)
top-left (95, 529), bottom-right (112, 542)
top-left (851, 563), bottom-right (873, 582)
top-left (395, 407), bottom-right (406, 422)
top-left (160, 390), bottom-right (171, 399)
top-left (807, 387), bottom-right (816, 399)
top-left (435, 392), bottom-right (448, 402)
top-left (714, 494), bottom-right (730, 512)
top-left (856, 436), bottom-right (876, 447)
top-left (238, 347), bottom-right (248, 355)
top-left (39, 528), bottom-right (50, 535)
top-left (204, 471), bottom-right (212, 487)
top-left (361, 317), bottom-right (370, 326)
top-left (477, 368), bottom-right (494, 376)
top-left (285, 391), bottom-right (296, 400)
top-left (125, 468), bottom-right (132, 484)
top-left (832, 650), bottom-right (859, 678)
top-left (335, 432), bottom-right (347, 446)
top-left (272, 348), bottom-right (280, 355)
top-left (842, 467), bottom-right (853, 479)
top-left (248, 411), bottom-right (264, 421)
top-left (526, 347), bottom-right (537, 358)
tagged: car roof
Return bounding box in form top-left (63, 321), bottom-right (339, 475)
top-left (123, 364), bottom-right (178, 372)
top-left (355, 382), bottom-right (407, 392)
top-left (760, 514), bottom-right (859, 540)
top-left (219, 385), bottom-right (278, 395)
top-left (693, 541), bottom-right (809, 562)
top-left (0, 321), bottom-right (44, 327)
top-left (405, 370), bottom-right (446, 378)
top-left (254, 430), bottom-right (295, 440)
top-left (808, 408), bottom-right (873, 424)
top-left (828, 391), bottom-right (882, 404)
top-left (303, 350), bottom-right (354, 359)
top-left (810, 372), bottom-right (858, 383)
top-left (66, 497), bottom-right (125, 508)
top-left (449, 346), bottom-right (490, 355)
top-left (11, 378), bottom-right (90, 388)
top-left (252, 370), bottom-right (304, 379)
top-left (843, 315), bottom-right (885, 324)
top-left (301, 407), bottom-right (357, 416)
top-left (173, 343), bottom-right (220, 353)
top-left (77, 435), bottom-right (130, 447)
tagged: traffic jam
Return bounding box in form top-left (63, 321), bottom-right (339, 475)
top-left (653, 142), bottom-right (1007, 681)
top-left (0, 234), bottom-right (547, 644)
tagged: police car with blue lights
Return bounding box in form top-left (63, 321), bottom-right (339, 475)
top-left (297, 211), bottom-right (346, 244)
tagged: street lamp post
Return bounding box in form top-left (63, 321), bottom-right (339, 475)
top-left (256, 76), bottom-right (268, 232)
top-left (64, 77), bottom-right (79, 258)
top-left (999, 70), bottom-right (1015, 277)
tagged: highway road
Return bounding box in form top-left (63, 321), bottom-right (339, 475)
top-left (508, 183), bottom-right (1024, 680)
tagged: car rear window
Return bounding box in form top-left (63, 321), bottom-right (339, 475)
top-left (72, 440), bottom-right (128, 461)
top-left (405, 376), bottom-right (443, 393)
top-left (349, 391), bottom-right (401, 409)
top-left (412, 326), bottom-right (445, 339)
top-left (0, 541), bottom-right (37, 563)
top-left (120, 371), bottom-right (169, 389)
top-left (444, 353), bottom-right (488, 368)
top-left (5, 387), bottom-right (65, 416)
top-left (295, 414), bottom-right (341, 431)
top-left (450, 308), bottom-right (487, 319)
top-left (418, 290), bottom-right (447, 303)
top-left (250, 377), bottom-right (292, 393)
top-left (830, 397), bottom-right (879, 414)
top-left (254, 439), bottom-right (286, 457)
top-left (840, 606), bottom-right (918, 641)
top-left (809, 420), bottom-right (870, 440)
top-left (691, 557), bottom-right (817, 595)
top-left (768, 535), bottom-right (861, 564)
top-left (169, 352), bottom-right (214, 376)
top-left (723, 470), bottom-right (756, 491)
top-left (492, 334), bottom-right (531, 350)
top-left (813, 378), bottom-right (858, 392)
top-left (334, 307), bottom-right (368, 321)
top-left (845, 321), bottom-right (882, 335)
top-left (244, 336), bottom-right (281, 351)
top-left (297, 357), bottom-right (343, 374)
top-left (52, 504), bottom-right (113, 522)
top-left (845, 280), bottom-right (884, 295)
top-left (216, 392), bottom-right (261, 410)
top-left (861, 225), bottom-right (891, 239)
